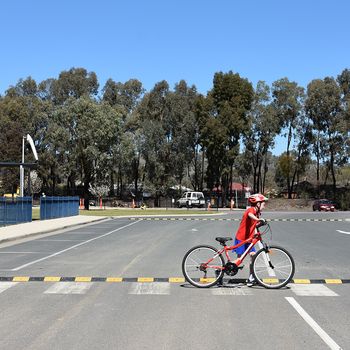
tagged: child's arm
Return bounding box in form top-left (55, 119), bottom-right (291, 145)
top-left (248, 211), bottom-right (265, 223)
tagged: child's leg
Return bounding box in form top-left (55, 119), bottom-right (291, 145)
top-left (247, 252), bottom-right (256, 283)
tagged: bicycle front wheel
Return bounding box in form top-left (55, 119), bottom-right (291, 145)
top-left (182, 245), bottom-right (225, 288)
top-left (252, 245), bottom-right (295, 289)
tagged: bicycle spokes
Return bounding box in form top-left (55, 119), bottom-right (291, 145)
top-left (182, 245), bottom-right (225, 288)
top-left (252, 246), bottom-right (295, 289)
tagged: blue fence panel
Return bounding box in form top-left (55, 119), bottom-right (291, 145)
top-left (40, 196), bottom-right (79, 220)
top-left (0, 197), bottom-right (32, 226)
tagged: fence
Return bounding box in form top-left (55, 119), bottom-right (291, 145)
top-left (40, 196), bottom-right (79, 220)
top-left (0, 197), bottom-right (32, 226)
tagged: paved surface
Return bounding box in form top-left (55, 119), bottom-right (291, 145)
top-left (0, 211), bottom-right (349, 349)
top-left (0, 215), bottom-right (108, 243)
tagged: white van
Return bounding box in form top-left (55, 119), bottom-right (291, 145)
top-left (177, 192), bottom-right (205, 208)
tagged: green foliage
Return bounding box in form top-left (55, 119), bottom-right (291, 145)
top-left (0, 67), bottom-right (349, 210)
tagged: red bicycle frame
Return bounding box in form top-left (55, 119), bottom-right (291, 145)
top-left (204, 233), bottom-right (263, 271)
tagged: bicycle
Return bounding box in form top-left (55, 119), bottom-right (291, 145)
top-left (182, 221), bottom-right (295, 289)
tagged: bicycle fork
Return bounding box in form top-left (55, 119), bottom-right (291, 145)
top-left (262, 243), bottom-right (276, 273)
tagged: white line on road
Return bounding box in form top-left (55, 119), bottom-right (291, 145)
top-left (38, 239), bottom-right (86, 242)
top-left (0, 251), bottom-right (47, 254)
top-left (44, 282), bottom-right (93, 294)
top-left (336, 230), bottom-right (350, 235)
top-left (0, 282), bottom-right (18, 293)
top-left (129, 282), bottom-right (170, 295)
top-left (291, 284), bottom-right (338, 297)
top-left (11, 220), bottom-right (140, 271)
top-left (285, 297), bottom-right (343, 350)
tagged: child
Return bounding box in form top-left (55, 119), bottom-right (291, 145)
top-left (234, 193), bottom-right (267, 286)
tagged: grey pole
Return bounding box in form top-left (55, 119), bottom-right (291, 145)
top-left (20, 136), bottom-right (25, 197)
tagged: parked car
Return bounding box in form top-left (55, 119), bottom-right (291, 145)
top-left (177, 192), bottom-right (206, 208)
top-left (312, 199), bottom-right (335, 212)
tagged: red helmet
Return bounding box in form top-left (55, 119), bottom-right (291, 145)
top-left (248, 193), bottom-right (268, 204)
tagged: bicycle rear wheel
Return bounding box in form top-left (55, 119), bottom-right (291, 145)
top-left (182, 245), bottom-right (225, 288)
top-left (252, 245), bottom-right (295, 289)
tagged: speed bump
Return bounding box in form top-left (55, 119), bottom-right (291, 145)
top-left (0, 277), bottom-right (348, 284)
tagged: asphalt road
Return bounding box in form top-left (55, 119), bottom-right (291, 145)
top-left (0, 211), bottom-right (348, 350)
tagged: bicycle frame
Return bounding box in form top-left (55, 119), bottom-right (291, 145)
top-left (204, 233), bottom-right (263, 271)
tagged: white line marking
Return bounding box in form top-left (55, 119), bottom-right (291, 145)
top-left (0, 252), bottom-right (46, 254)
top-left (285, 297), bottom-right (343, 350)
top-left (336, 230), bottom-right (350, 235)
top-left (212, 287), bottom-right (253, 296)
top-left (291, 284), bottom-right (338, 297)
top-left (129, 282), bottom-right (170, 295)
top-left (38, 239), bottom-right (86, 242)
top-left (11, 221), bottom-right (140, 271)
top-left (0, 282), bottom-right (18, 293)
top-left (44, 282), bottom-right (92, 294)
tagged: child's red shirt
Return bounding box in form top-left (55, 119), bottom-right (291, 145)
top-left (235, 206), bottom-right (260, 241)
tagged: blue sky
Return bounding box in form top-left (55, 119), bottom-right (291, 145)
top-left (1, 0), bottom-right (349, 154)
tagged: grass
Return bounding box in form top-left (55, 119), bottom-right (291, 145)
top-left (32, 208), bottom-right (40, 220)
top-left (31, 207), bottom-right (224, 219)
top-left (78, 208), bottom-right (222, 216)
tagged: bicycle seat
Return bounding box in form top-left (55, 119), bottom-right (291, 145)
top-left (215, 237), bottom-right (233, 245)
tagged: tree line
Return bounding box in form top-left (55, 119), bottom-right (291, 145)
top-left (0, 67), bottom-right (349, 208)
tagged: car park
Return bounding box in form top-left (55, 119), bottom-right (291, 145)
top-left (312, 199), bottom-right (335, 211)
top-left (177, 191), bottom-right (206, 208)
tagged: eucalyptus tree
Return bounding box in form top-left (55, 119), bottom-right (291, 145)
top-left (136, 81), bottom-right (170, 204)
top-left (165, 80), bottom-right (198, 190)
top-left (243, 81), bottom-right (278, 193)
top-left (203, 71), bottom-right (253, 202)
top-left (102, 78), bottom-right (144, 196)
top-left (50, 67), bottom-right (99, 105)
top-left (337, 69), bottom-right (350, 160)
top-left (0, 77), bottom-right (48, 194)
top-left (305, 77), bottom-right (344, 197)
top-left (194, 94), bottom-right (213, 190)
top-left (272, 78), bottom-right (305, 198)
top-left (48, 97), bottom-right (121, 208)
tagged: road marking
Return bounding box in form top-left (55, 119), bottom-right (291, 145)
top-left (11, 220), bottom-right (140, 271)
top-left (0, 251), bottom-right (46, 254)
top-left (128, 217), bottom-right (349, 222)
top-left (38, 239), bottom-right (86, 242)
top-left (212, 287), bottom-right (253, 295)
top-left (0, 282), bottom-right (18, 293)
top-left (291, 284), bottom-right (338, 296)
top-left (129, 282), bottom-right (170, 295)
top-left (336, 230), bottom-right (350, 234)
top-left (44, 282), bottom-right (93, 294)
top-left (285, 297), bottom-right (342, 350)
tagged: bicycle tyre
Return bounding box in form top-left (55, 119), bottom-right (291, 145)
top-left (182, 245), bottom-right (225, 288)
top-left (252, 245), bottom-right (295, 289)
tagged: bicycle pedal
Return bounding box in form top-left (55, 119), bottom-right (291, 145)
top-left (238, 265), bottom-right (245, 270)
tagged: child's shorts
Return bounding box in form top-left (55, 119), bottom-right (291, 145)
top-left (233, 238), bottom-right (256, 256)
